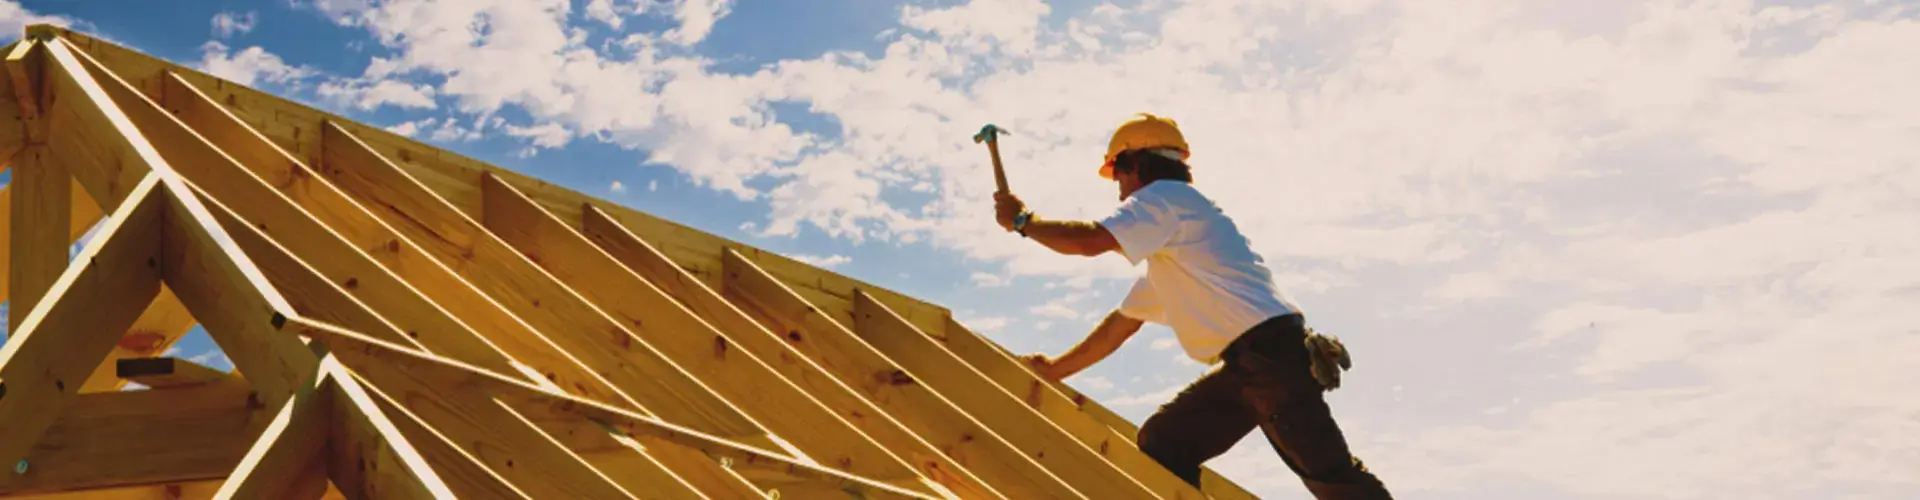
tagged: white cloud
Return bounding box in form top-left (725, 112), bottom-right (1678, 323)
top-left (212, 11), bottom-right (256, 38)
top-left (899, 0), bottom-right (1051, 57)
top-left (663, 0), bottom-right (733, 45)
top-left (195, 41), bottom-right (316, 88)
top-left (0, 0), bottom-right (79, 37)
top-left (965, 316), bottom-right (1011, 334)
top-left (1150, 337), bottom-right (1175, 351)
top-left (317, 78), bottom-right (437, 110)
top-left (1068, 374), bottom-right (1114, 392)
top-left (789, 254), bottom-right (850, 269)
top-left (585, 0), bottom-right (652, 30)
top-left (302, 0), bottom-right (810, 201)
top-left (396, 117), bottom-right (487, 143)
top-left (610, 180), bottom-right (627, 194)
top-left (291, 0), bottom-right (372, 24)
top-left (1028, 291), bottom-right (1097, 320)
top-left (970, 272), bottom-right (1010, 288)
top-left (1106, 383), bottom-right (1181, 407)
top-left (1028, 301), bottom-right (1080, 320)
top-left (506, 122), bottom-right (572, 149)
top-left (386, 118), bottom-right (427, 137)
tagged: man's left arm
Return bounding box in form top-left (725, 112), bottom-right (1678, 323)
top-left (1021, 215), bottom-right (1121, 256)
top-left (995, 192), bottom-right (1125, 257)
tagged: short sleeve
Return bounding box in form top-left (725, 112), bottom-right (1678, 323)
top-left (1096, 187), bottom-right (1180, 265)
top-left (1116, 277), bottom-right (1164, 324)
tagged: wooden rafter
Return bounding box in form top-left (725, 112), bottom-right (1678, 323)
top-left (283, 315), bottom-right (936, 500)
top-left (720, 248), bottom-right (1086, 499)
top-left (480, 171), bottom-right (953, 496)
top-left (0, 171), bottom-right (165, 467)
top-left (0, 24), bottom-right (1267, 500)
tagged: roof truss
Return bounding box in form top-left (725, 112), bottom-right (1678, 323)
top-left (0, 25), bottom-right (1258, 499)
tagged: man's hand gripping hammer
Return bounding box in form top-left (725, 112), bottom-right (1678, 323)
top-left (973, 124), bottom-right (1010, 194)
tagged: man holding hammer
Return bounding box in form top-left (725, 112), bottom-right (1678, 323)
top-left (987, 113), bottom-right (1392, 499)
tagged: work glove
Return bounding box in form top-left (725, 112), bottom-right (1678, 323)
top-left (1303, 327), bottom-right (1352, 391)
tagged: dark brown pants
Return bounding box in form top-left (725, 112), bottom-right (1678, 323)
top-left (1136, 314), bottom-right (1392, 499)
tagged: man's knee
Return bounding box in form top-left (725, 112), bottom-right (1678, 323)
top-left (1263, 410), bottom-right (1386, 491)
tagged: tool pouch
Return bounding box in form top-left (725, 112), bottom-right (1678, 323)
top-left (1304, 327), bottom-right (1353, 392)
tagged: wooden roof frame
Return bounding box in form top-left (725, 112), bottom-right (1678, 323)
top-left (0, 25), bottom-right (1259, 499)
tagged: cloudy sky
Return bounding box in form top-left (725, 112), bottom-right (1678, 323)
top-left (3, 0), bottom-right (1917, 498)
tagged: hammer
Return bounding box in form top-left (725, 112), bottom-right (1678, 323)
top-left (973, 124), bottom-right (1010, 194)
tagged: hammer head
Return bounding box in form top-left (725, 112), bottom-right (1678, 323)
top-left (972, 124), bottom-right (1009, 144)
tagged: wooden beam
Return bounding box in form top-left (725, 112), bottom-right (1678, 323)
top-left (578, 205), bottom-right (1001, 500)
top-left (8, 145), bottom-right (68, 333)
top-left (114, 356), bottom-right (231, 389)
top-left (2, 480), bottom-right (222, 499)
top-left (37, 39), bottom-right (148, 213)
top-left (146, 71), bottom-right (635, 416)
top-left (213, 356), bottom-right (331, 500)
top-left (174, 147), bottom-right (516, 375)
top-left (0, 379), bottom-right (255, 495)
top-left (4, 38), bottom-right (44, 146)
top-left (317, 120), bottom-right (764, 437)
top-left (36, 31), bottom-right (314, 409)
top-left (0, 180), bottom-right (101, 305)
top-left (0, 40), bottom-right (25, 168)
top-left (189, 178), bottom-right (535, 499)
top-left (0, 178), bottom-right (186, 396)
top-left (282, 315), bottom-right (935, 500)
top-left (361, 369), bottom-right (642, 500)
top-left (0, 174), bottom-right (163, 466)
top-left (11, 34), bottom-right (197, 396)
top-left (851, 292), bottom-right (1174, 499)
top-left (308, 304), bottom-right (642, 499)
top-left (719, 249), bottom-right (1085, 499)
top-left (566, 447), bottom-right (712, 500)
top-left (156, 164), bottom-right (318, 408)
top-left (321, 359), bottom-right (459, 499)
top-left (935, 317), bottom-right (1259, 500)
top-left (60, 46), bottom-right (524, 377)
top-left (33, 41), bottom-right (451, 496)
top-left (480, 172), bottom-right (948, 496)
top-left (315, 121), bottom-right (796, 496)
top-left (353, 374), bottom-right (534, 500)
top-left (184, 175), bottom-right (713, 500)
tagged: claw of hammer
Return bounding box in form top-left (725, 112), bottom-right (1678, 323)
top-left (973, 124), bottom-right (1009, 144)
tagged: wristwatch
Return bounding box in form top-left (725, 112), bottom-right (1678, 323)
top-left (1013, 210), bottom-right (1033, 237)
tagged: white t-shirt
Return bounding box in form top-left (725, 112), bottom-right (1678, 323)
top-left (1098, 180), bottom-right (1300, 364)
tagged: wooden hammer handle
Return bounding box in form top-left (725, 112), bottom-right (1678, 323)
top-left (986, 140), bottom-right (1009, 194)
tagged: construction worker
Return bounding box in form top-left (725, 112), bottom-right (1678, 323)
top-left (992, 113), bottom-right (1392, 499)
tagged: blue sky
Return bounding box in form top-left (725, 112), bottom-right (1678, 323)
top-left (4, 0), bottom-right (1920, 498)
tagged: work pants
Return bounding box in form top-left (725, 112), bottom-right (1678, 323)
top-left (1136, 314), bottom-right (1392, 499)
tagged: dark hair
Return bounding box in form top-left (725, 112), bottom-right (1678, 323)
top-left (1112, 148), bottom-right (1193, 184)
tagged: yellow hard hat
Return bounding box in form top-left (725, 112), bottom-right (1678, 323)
top-left (1099, 113), bottom-right (1190, 179)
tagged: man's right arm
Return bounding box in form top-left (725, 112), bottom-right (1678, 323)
top-left (1026, 310), bottom-right (1145, 381)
